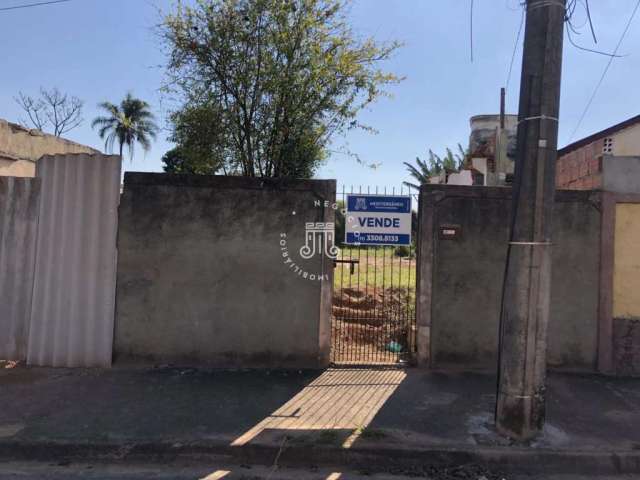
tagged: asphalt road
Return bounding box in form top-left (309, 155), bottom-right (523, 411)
top-left (0, 462), bottom-right (637, 480)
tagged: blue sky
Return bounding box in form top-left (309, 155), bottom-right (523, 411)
top-left (1, 0), bottom-right (639, 191)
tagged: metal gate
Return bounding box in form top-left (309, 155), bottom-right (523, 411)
top-left (331, 186), bottom-right (417, 365)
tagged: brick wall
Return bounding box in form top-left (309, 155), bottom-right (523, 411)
top-left (556, 138), bottom-right (604, 190)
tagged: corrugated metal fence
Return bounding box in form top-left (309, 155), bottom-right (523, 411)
top-left (0, 153), bottom-right (121, 367)
top-left (0, 177), bottom-right (40, 360)
top-left (27, 154), bottom-right (121, 367)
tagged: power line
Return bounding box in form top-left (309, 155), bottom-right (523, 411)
top-left (566, 28), bottom-right (625, 58)
top-left (569, 0), bottom-right (640, 141)
top-left (584, 0), bottom-right (598, 44)
top-left (564, 0), bottom-right (623, 57)
top-left (470, 0), bottom-right (474, 62)
top-left (0, 0), bottom-right (71, 12)
top-left (505, 4), bottom-right (525, 92)
top-left (564, 0), bottom-right (597, 43)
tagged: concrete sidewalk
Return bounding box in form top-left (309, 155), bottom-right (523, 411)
top-left (1, 365), bottom-right (639, 475)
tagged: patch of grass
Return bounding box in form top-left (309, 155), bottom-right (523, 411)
top-left (333, 246), bottom-right (416, 293)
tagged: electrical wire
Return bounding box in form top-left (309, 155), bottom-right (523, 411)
top-left (470, 0), bottom-right (474, 62)
top-left (583, 0), bottom-right (597, 43)
top-left (505, 4), bottom-right (526, 93)
top-left (566, 28), bottom-right (625, 57)
top-left (564, 0), bottom-right (621, 57)
top-left (569, 0), bottom-right (640, 141)
top-left (0, 0), bottom-right (71, 12)
top-left (565, 0), bottom-right (625, 57)
top-left (563, 0), bottom-right (596, 41)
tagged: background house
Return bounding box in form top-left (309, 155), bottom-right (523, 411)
top-left (556, 114), bottom-right (640, 193)
top-left (427, 113), bottom-right (518, 187)
top-left (0, 118), bottom-right (98, 177)
top-left (467, 113), bottom-right (518, 186)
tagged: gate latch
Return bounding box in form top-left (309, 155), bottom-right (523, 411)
top-left (333, 259), bottom-right (359, 275)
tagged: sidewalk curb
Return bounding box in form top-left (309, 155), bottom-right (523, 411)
top-left (1, 440), bottom-right (639, 475)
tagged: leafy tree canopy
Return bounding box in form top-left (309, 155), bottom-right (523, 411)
top-left (162, 146), bottom-right (215, 174)
top-left (161, 0), bottom-right (401, 178)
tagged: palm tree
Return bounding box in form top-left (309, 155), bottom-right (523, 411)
top-left (403, 143), bottom-right (467, 189)
top-left (91, 93), bottom-right (158, 160)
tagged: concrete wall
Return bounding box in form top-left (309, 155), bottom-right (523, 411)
top-left (0, 177), bottom-right (40, 360)
top-left (115, 173), bottom-right (335, 369)
top-left (0, 119), bottom-right (98, 177)
top-left (613, 317), bottom-right (640, 376)
top-left (418, 185), bottom-right (601, 371)
top-left (0, 158), bottom-right (36, 177)
top-left (602, 156), bottom-right (640, 194)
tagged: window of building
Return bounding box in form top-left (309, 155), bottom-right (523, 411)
top-left (603, 137), bottom-right (614, 154)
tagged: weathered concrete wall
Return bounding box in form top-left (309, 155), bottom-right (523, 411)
top-left (602, 156), bottom-right (640, 194)
top-left (418, 185), bottom-right (601, 371)
top-left (115, 173), bottom-right (335, 369)
top-left (0, 119), bottom-right (98, 177)
top-left (0, 177), bottom-right (40, 360)
top-left (0, 158), bottom-right (35, 177)
top-left (613, 318), bottom-right (640, 376)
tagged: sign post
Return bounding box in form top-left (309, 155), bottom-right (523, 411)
top-left (345, 194), bottom-right (412, 246)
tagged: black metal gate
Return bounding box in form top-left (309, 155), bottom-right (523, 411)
top-left (331, 186), bottom-right (417, 365)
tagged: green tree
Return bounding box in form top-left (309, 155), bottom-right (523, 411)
top-left (91, 93), bottom-right (158, 160)
top-left (164, 100), bottom-right (230, 174)
top-left (162, 0), bottom-right (401, 177)
top-left (403, 144), bottom-right (467, 189)
top-left (162, 146), bottom-right (217, 174)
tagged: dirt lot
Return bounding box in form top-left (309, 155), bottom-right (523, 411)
top-left (331, 286), bottom-right (415, 364)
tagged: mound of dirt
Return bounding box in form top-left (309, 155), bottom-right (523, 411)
top-left (332, 286), bottom-right (413, 326)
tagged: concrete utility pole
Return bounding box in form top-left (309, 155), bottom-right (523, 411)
top-left (495, 0), bottom-right (566, 440)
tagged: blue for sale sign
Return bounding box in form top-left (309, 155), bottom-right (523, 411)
top-left (345, 194), bottom-right (412, 246)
